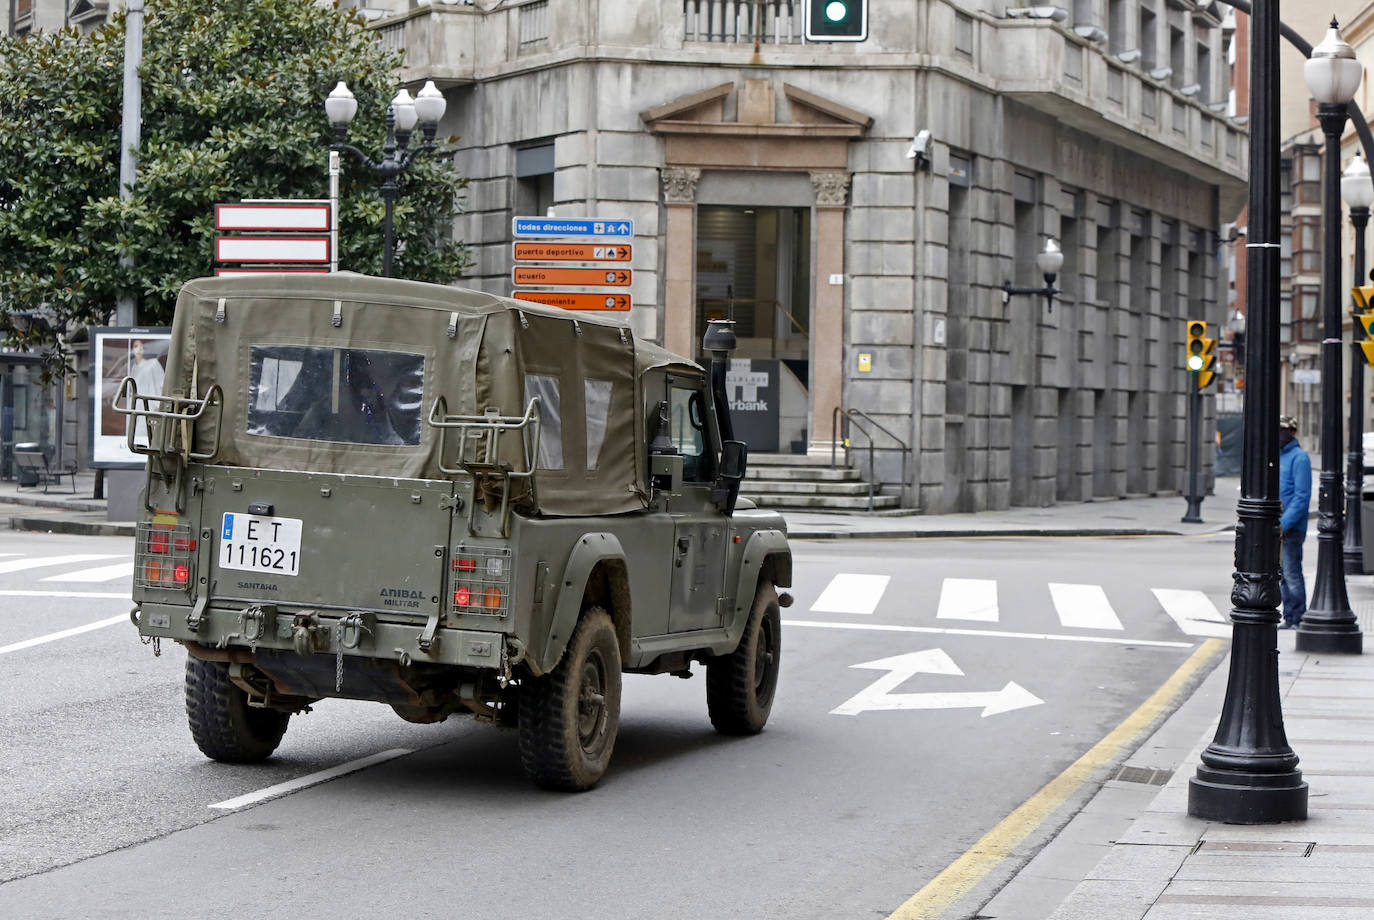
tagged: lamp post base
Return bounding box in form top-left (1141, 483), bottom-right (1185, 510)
top-left (1188, 767), bottom-right (1308, 824)
top-left (1295, 622), bottom-right (1364, 653)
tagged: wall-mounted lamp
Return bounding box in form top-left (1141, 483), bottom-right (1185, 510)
top-left (907, 129), bottom-right (932, 170)
top-left (1116, 48), bottom-right (1142, 64)
top-left (1149, 66), bottom-right (1173, 81)
top-left (1002, 239), bottom-right (1064, 313)
top-left (1004, 6), bottom-right (1069, 21)
top-left (1074, 25), bottom-right (1108, 42)
top-left (1179, 83), bottom-right (1202, 97)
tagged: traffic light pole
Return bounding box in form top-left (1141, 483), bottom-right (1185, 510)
top-left (1183, 372), bottom-right (1204, 523)
top-left (1343, 205), bottom-right (1370, 573)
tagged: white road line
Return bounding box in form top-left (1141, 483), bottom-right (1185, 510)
top-left (1152, 588), bottom-right (1233, 638)
top-left (936, 577), bottom-right (999, 622)
top-left (0, 590), bottom-right (131, 599)
top-left (0, 554), bottom-right (127, 574)
top-left (1048, 583), bottom-right (1124, 630)
top-left (783, 619), bottom-right (1195, 649)
top-left (0, 615), bottom-right (126, 655)
top-left (41, 562), bottom-right (135, 583)
top-left (209, 749), bottom-right (415, 811)
top-left (809, 573), bottom-right (891, 615)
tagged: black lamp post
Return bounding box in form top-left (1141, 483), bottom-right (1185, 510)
top-left (1187, 0), bottom-right (1308, 824)
top-left (1299, 20), bottom-right (1364, 656)
top-left (1342, 154), bottom-right (1372, 574)
top-left (325, 80), bottom-right (448, 278)
top-left (1002, 239), bottom-right (1064, 312)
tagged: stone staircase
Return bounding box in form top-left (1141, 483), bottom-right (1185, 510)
top-left (740, 453), bottom-right (901, 511)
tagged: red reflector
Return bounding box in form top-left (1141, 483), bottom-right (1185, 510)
top-left (454, 558), bottom-right (477, 572)
top-left (483, 587), bottom-right (502, 610)
top-left (144, 560), bottom-right (163, 583)
top-left (454, 586), bottom-right (471, 607)
top-left (148, 531), bottom-right (170, 554)
top-left (173, 563), bottom-right (190, 584)
top-left (174, 537), bottom-right (197, 552)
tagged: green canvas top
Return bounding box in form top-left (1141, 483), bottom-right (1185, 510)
top-left (161, 273), bottom-right (703, 516)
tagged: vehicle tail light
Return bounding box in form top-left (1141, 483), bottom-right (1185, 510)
top-left (449, 545), bottom-right (512, 617)
top-left (454, 586), bottom-right (471, 607)
top-left (453, 558), bottom-right (477, 572)
top-left (483, 587), bottom-right (502, 610)
top-left (136, 515), bottom-right (196, 591)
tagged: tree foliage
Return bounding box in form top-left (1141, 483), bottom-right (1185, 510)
top-left (0, 0), bottom-right (470, 372)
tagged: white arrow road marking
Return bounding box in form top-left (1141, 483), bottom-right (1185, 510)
top-left (809, 573), bottom-right (891, 615)
top-left (0, 554), bottom-right (126, 574)
top-left (1152, 588), bottom-right (1233, 638)
top-left (1049, 583), bottom-right (1124, 630)
top-left (936, 577), bottom-right (999, 621)
top-left (41, 561), bottom-right (135, 583)
top-left (831, 648), bottom-right (1045, 718)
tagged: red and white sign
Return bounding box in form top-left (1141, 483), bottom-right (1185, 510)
top-left (215, 203), bottom-right (330, 232)
top-left (215, 236), bottom-right (331, 264)
top-left (214, 268), bottom-right (330, 277)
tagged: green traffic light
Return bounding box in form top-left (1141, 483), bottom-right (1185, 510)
top-left (826, 1), bottom-right (848, 21)
top-left (1187, 355), bottom-right (1204, 371)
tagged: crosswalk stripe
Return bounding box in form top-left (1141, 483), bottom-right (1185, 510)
top-left (809, 573), bottom-right (891, 615)
top-left (41, 562), bottom-right (135, 583)
top-left (1048, 583), bottom-right (1124, 631)
top-left (1152, 588), bottom-right (1233, 638)
top-left (0, 554), bottom-right (127, 575)
top-left (936, 578), bottom-right (999, 622)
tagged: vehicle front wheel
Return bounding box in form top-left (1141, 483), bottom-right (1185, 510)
top-left (185, 657), bottom-right (289, 763)
top-left (518, 607), bottom-right (622, 791)
top-left (707, 581), bottom-right (781, 735)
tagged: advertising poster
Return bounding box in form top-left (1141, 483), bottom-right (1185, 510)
top-left (90, 327), bottom-right (172, 468)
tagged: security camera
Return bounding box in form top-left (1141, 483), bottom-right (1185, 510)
top-left (907, 129), bottom-right (932, 170)
top-left (1116, 48), bottom-right (1141, 64)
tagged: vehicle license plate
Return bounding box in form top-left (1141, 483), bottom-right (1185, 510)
top-left (219, 512), bottom-right (302, 576)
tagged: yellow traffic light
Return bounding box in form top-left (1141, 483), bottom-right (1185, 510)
top-left (1186, 320), bottom-right (1207, 372)
top-left (1197, 336), bottom-right (1217, 389)
top-left (1353, 285), bottom-right (1374, 309)
top-left (1358, 311), bottom-right (1374, 366)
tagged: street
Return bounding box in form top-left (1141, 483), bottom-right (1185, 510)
top-left (0, 528), bottom-right (1234, 919)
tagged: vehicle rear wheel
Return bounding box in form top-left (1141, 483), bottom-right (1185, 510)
top-left (707, 581), bottom-right (781, 735)
top-left (185, 657), bottom-right (289, 763)
top-left (518, 607), bottom-right (621, 791)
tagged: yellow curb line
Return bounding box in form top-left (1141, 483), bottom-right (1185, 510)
top-left (886, 636), bottom-right (1228, 920)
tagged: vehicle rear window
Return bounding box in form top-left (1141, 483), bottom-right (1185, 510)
top-left (247, 345), bottom-right (424, 446)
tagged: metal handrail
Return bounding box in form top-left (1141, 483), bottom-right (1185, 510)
top-left (111, 378), bottom-right (225, 463)
top-left (830, 406), bottom-right (912, 511)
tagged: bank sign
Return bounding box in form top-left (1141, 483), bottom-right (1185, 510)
top-left (727, 359), bottom-right (779, 453)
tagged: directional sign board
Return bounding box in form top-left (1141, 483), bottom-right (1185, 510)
top-left (514, 291), bottom-right (631, 312)
top-left (513, 267), bottom-right (631, 287)
top-left (512, 217), bottom-right (634, 238)
top-left (215, 236), bottom-right (330, 264)
top-left (215, 203), bottom-right (330, 232)
top-left (513, 243), bottom-right (631, 262)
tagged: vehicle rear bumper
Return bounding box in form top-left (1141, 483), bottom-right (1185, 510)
top-left (134, 601), bottom-right (509, 671)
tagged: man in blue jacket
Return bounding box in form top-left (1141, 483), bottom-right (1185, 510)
top-left (1278, 415), bottom-right (1312, 628)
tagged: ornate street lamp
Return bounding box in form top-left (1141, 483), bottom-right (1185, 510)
top-left (1299, 20), bottom-right (1364, 655)
top-left (1187, 0), bottom-right (1308, 824)
top-left (1342, 153), bottom-right (1373, 574)
top-left (1001, 239), bottom-right (1064, 312)
top-left (326, 80), bottom-right (448, 277)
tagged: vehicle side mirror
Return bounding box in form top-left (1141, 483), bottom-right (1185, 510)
top-left (720, 439), bottom-right (747, 482)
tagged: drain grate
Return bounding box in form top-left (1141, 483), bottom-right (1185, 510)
top-left (1113, 765), bottom-right (1174, 786)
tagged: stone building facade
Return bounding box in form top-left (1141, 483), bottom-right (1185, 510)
top-left (5, 0), bottom-right (1249, 511)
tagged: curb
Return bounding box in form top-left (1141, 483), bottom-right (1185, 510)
top-left (7, 515), bottom-right (136, 538)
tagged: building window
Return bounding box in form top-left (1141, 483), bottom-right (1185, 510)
top-left (514, 142), bottom-right (555, 217)
top-left (1170, 25), bottom-right (1186, 88)
top-left (1108, 0), bottom-right (1127, 55)
top-left (1295, 147), bottom-right (1321, 205)
top-left (519, 1), bottom-right (549, 51)
top-left (1294, 285), bottom-right (1319, 342)
top-left (955, 13), bottom-right (974, 58)
top-left (1140, 7), bottom-right (1157, 71)
top-left (1196, 36), bottom-right (1212, 103)
top-left (1280, 158), bottom-right (1294, 213)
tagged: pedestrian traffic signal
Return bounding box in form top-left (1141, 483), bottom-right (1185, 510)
top-left (1185, 319), bottom-right (1216, 389)
top-left (804, 0), bottom-right (868, 41)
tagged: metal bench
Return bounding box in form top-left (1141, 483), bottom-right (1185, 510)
top-left (12, 443), bottom-right (77, 494)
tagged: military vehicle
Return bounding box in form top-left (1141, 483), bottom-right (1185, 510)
top-left (121, 273), bottom-right (792, 790)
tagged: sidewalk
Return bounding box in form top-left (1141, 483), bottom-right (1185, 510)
top-left (985, 586), bottom-right (1374, 920)
top-left (0, 471), bottom-right (1242, 540)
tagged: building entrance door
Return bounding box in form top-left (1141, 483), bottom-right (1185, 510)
top-left (695, 205), bottom-right (812, 453)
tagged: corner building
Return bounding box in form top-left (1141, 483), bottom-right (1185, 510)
top-left (11, 1), bottom-right (1249, 512)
